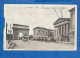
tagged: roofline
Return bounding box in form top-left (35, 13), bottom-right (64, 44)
top-left (69, 7), bottom-right (75, 12)
top-left (33, 27), bottom-right (46, 30)
top-left (53, 18), bottom-right (70, 25)
top-left (12, 27), bottom-right (30, 30)
top-left (33, 27), bottom-right (53, 31)
top-left (13, 24), bottom-right (29, 27)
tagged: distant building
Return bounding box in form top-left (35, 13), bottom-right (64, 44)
top-left (12, 24), bottom-right (29, 40)
top-left (6, 23), bottom-right (13, 40)
top-left (69, 8), bottom-right (75, 43)
top-left (47, 29), bottom-right (54, 39)
top-left (33, 27), bottom-right (54, 41)
top-left (53, 18), bottom-right (70, 42)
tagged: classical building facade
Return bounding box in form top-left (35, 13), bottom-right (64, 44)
top-left (12, 24), bottom-right (29, 40)
top-left (69, 8), bottom-right (75, 43)
top-left (33, 27), bottom-right (53, 40)
top-left (53, 18), bottom-right (70, 42)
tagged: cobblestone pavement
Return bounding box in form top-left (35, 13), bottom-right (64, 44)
top-left (6, 40), bottom-right (75, 51)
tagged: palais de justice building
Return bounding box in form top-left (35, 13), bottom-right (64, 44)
top-left (53, 8), bottom-right (75, 43)
top-left (53, 18), bottom-right (70, 42)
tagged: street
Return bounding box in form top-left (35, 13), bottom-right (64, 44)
top-left (6, 40), bottom-right (75, 51)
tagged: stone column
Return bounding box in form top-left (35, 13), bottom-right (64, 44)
top-left (36, 29), bottom-right (38, 35)
top-left (63, 24), bottom-right (66, 36)
top-left (61, 25), bottom-right (62, 36)
top-left (59, 25), bottom-right (61, 36)
top-left (58, 26), bottom-right (60, 42)
top-left (57, 26), bottom-right (59, 36)
top-left (59, 25), bottom-right (62, 41)
top-left (66, 24), bottom-right (69, 36)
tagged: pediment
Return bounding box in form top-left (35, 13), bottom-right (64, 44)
top-left (54, 18), bottom-right (70, 25)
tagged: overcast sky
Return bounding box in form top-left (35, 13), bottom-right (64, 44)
top-left (4, 4), bottom-right (75, 35)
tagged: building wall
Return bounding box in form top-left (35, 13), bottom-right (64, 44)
top-left (33, 28), bottom-right (47, 40)
top-left (54, 27), bottom-right (60, 42)
top-left (69, 8), bottom-right (75, 43)
top-left (70, 10), bottom-right (75, 27)
top-left (33, 28), bottom-right (53, 40)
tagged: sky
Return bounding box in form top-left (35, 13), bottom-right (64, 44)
top-left (4, 4), bottom-right (75, 35)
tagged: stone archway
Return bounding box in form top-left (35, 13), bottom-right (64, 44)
top-left (18, 32), bottom-right (23, 40)
top-left (12, 24), bottom-right (29, 40)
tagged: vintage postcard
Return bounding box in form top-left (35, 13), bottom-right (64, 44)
top-left (4, 4), bottom-right (77, 51)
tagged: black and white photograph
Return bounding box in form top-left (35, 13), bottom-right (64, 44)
top-left (4, 4), bottom-right (77, 51)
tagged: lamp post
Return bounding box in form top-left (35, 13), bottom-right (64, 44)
top-left (6, 23), bottom-right (8, 39)
top-left (9, 24), bottom-right (12, 43)
top-left (8, 24), bottom-right (12, 44)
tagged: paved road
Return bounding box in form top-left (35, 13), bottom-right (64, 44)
top-left (6, 40), bottom-right (75, 51)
